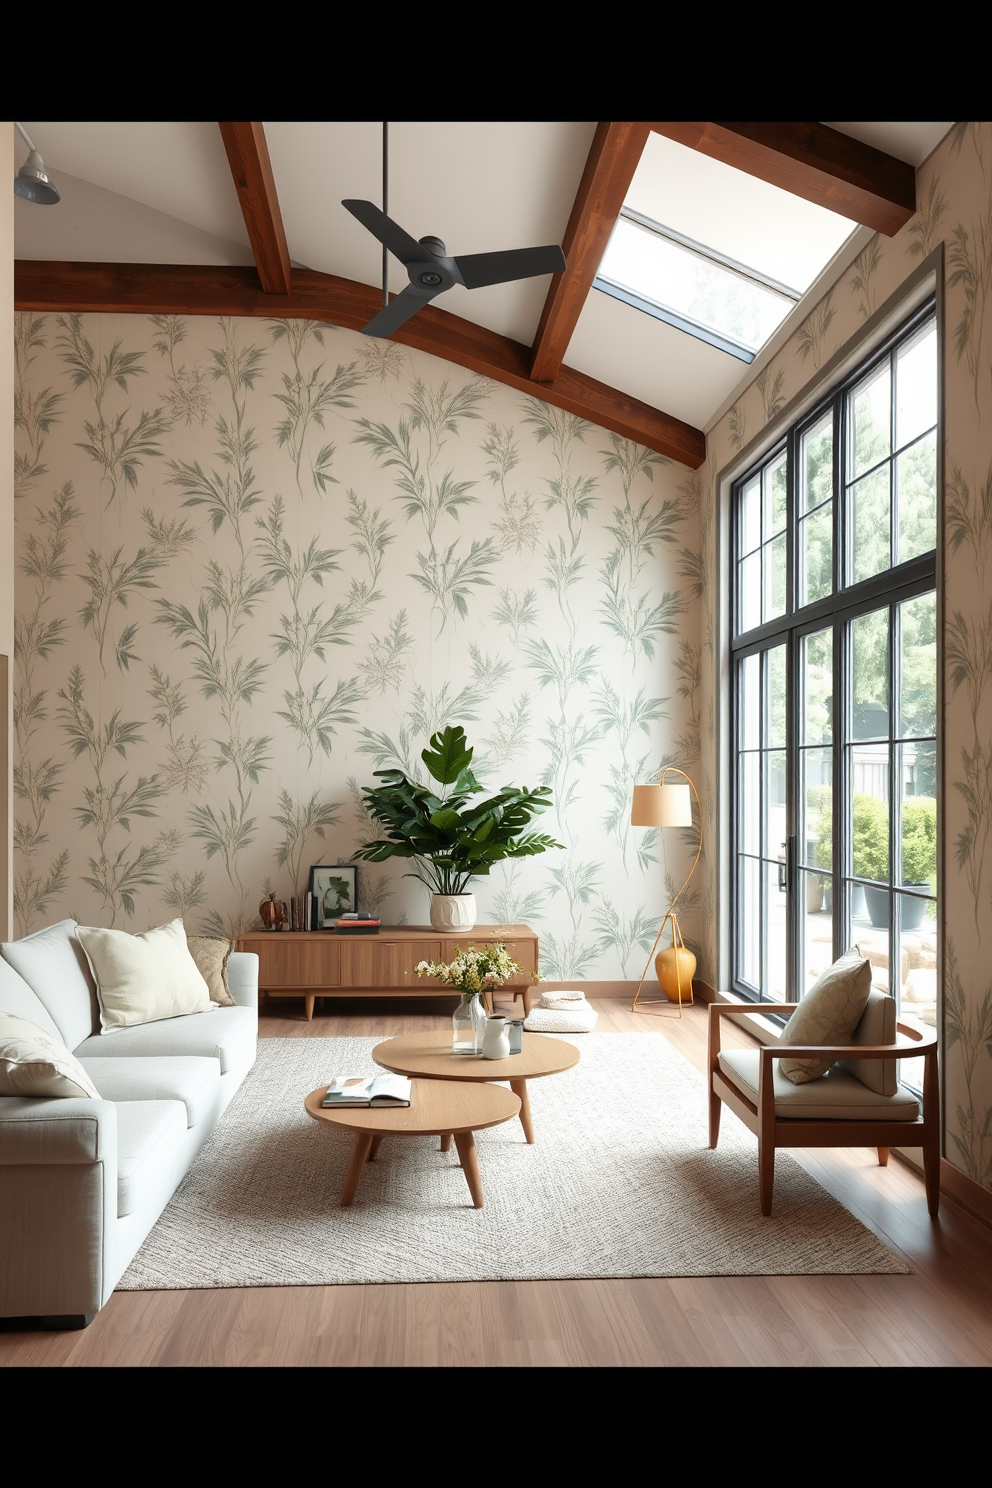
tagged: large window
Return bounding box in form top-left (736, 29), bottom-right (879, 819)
top-left (731, 300), bottom-right (938, 1053)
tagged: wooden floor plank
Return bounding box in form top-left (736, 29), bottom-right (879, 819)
top-left (3, 996), bottom-right (992, 1367)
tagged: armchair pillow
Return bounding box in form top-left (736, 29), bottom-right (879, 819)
top-left (778, 944), bottom-right (873, 1085)
top-left (75, 919), bottom-right (213, 1034)
top-left (0, 1011), bottom-right (100, 1099)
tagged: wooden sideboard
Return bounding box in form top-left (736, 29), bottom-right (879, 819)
top-left (235, 924), bottom-right (539, 1021)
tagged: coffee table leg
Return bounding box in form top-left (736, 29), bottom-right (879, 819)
top-left (440, 1133), bottom-right (452, 1153)
top-left (341, 1132), bottom-right (374, 1206)
top-left (510, 1078), bottom-right (534, 1143)
top-left (453, 1131), bottom-right (484, 1208)
top-left (369, 1135), bottom-right (384, 1161)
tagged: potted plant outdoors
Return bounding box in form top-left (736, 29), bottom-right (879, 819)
top-left (852, 793), bottom-right (936, 929)
top-left (353, 725), bottom-right (563, 932)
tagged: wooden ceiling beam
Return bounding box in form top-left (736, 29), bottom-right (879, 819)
top-left (529, 121), bottom-right (651, 384)
top-left (14, 259), bottom-right (705, 467)
top-left (650, 121), bottom-right (916, 236)
top-left (218, 121), bottom-right (292, 294)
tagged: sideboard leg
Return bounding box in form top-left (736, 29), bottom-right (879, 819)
top-left (305, 995), bottom-right (315, 1021)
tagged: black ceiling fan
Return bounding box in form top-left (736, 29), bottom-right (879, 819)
top-left (342, 125), bottom-right (567, 339)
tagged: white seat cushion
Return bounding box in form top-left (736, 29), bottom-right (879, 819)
top-left (718, 1048), bottom-right (921, 1121)
top-left (73, 1005), bottom-right (256, 1076)
top-left (115, 1101), bottom-right (189, 1217)
top-left (80, 1057), bottom-right (222, 1129)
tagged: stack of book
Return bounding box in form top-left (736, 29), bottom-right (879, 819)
top-left (335, 913), bottom-right (380, 935)
top-left (320, 1073), bottom-right (411, 1107)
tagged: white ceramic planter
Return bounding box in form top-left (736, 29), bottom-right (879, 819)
top-left (430, 893), bottom-right (477, 932)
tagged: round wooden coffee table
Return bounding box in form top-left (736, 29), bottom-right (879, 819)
top-left (371, 1031), bottom-right (580, 1145)
top-left (304, 1079), bottom-right (520, 1208)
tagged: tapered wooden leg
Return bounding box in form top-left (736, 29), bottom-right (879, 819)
top-left (877, 1146), bottom-right (889, 1166)
top-left (369, 1135), bottom-right (384, 1161)
top-left (440, 1133), bottom-right (452, 1153)
top-left (453, 1131), bottom-right (484, 1207)
top-left (509, 1079), bottom-right (534, 1143)
top-left (522, 985), bottom-right (534, 1016)
top-left (709, 1086), bottom-right (722, 1148)
top-left (340, 1133), bottom-right (373, 1206)
top-left (305, 995), bottom-right (315, 1021)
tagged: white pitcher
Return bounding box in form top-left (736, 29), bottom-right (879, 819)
top-left (481, 1015), bottom-right (510, 1060)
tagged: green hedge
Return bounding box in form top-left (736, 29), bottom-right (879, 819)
top-left (809, 790), bottom-right (936, 887)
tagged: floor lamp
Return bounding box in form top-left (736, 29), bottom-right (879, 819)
top-left (630, 769), bottom-right (702, 1016)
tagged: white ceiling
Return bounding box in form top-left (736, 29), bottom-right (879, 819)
top-left (13, 121), bottom-right (954, 434)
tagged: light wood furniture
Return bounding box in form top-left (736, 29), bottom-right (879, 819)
top-left (371, 1031), bottom-right (580, 1145)
top-left (304, 1080), bottom-right (520, 1208)
top-left (236, 925), bottom-right (539, 1021)
top-left (708, 1001), bottom-right (940, 1217)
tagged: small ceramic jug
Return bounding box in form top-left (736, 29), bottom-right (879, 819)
top-left (482, 1015), bottom-right (510, 1060)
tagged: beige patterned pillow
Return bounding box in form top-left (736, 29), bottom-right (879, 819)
top-left (0, 1012), bottom-right (100, 1098)
top-left (76, 919), bottom-right (213, 1034)
top-left (186, 936), bottom-right (236, 1006)
top-left (779, 945), bottom-right (873, 1085)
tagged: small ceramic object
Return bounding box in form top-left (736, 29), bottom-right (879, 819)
top-left (482, 1015), bottom-right (510, 1060)
top-left (655, 945), bottom-right (697, 1004)
top-left (259, 892), bottom-right (286, 931)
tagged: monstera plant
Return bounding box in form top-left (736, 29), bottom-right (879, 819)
top-left (353, 725), bottom-right (562, 931)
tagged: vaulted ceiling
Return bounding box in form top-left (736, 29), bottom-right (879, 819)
top-left (13, 121), bottom-right (953, 467)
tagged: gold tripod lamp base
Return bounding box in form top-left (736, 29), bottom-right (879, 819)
top-left (631, 911), bottom-right (696, 1016)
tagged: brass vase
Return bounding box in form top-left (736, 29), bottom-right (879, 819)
top-left (655, 945), bottom-right (697, 1004)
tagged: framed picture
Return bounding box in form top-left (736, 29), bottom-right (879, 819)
top-left (308, 864), bottom-right (358, 928)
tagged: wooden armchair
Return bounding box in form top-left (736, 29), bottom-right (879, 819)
top-left (708, 991), bottom-right (939, 1217)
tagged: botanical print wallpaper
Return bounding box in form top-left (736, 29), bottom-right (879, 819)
top-left (701, 122), bottom-right (992, 1191)
top-left (13, 311), bottom-right (703, 982)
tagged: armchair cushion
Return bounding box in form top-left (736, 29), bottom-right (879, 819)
top-left (718, 1048), bottom-right (920, 1120)
top-left (778, 945), bottom-right (872, 1084)
top-left (839, 988), bottom-right (897, 1095)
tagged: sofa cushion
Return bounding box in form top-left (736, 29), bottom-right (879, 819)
top-left (778, 944), bottom-right (873, 1084)
top-left (0, 1012), bottom-right (101, 1100)
top-left (839, 987), bottom-right (898, 1096)
top-left (718, 1048), bottom-right (921, 1121)
top-left (80, 1056), bottom-right (222, 1129)
top-left (0, 957), bottom-right (62, 1040)
top-left (186, 935), bottom-right (236, 1006)
top-left (76, 919), bottom-right (213, 1034)
top-left (73, 1005), bottom-right (256, 1076)
top-left (115, 1101), bottom-right (189, 1217)
top-left (1, 919), bottom-right (99, 1051)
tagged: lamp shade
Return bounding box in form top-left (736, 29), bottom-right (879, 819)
top-left (630, 782), bottom-right (692, 828)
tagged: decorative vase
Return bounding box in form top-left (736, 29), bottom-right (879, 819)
top-left (259, 892), bottom-right (286, 931)
top-left (655, 945), bottom-right (697, 1004)
top-left (452, 992), bottom-right (487, 1055)
top-left (482, 1015), bottom-right (510, 1060)
top-left (430, 892), bottom-right (477, 933)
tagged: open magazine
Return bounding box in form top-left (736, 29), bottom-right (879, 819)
top-left (321, 1073), bottom-right (412, 1108)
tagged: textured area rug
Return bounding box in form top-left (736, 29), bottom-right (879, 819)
top-left (116, 1034), bottom-right (910, 1289)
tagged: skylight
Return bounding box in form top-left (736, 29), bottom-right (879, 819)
top-left (594, 132), bottom-right (859, 363)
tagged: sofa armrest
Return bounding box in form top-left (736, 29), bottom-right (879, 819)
top-left (226, 951), bottom-right (258, 1010)
top-left (0, 1096), bottom-right (118, 1165)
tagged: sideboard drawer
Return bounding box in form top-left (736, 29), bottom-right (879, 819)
top-left (339, 939), bottom-right (443, 989)
top-left (254, 937), bottom-right (341, 988)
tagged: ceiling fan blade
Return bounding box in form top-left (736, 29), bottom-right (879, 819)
top-left (342, 200), bottom-right (425, 267)
top-left (361, 283), bottom-right (440, 339)
top-left (453, 244), bottom-right (566, 290)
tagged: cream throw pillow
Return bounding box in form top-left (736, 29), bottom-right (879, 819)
top-left (186, 936), bottom-right (236, 1006)
top-left (0, 1011), bottom-right (100, 1098)
top-left (778, 944), bottom-right (873, 1085)
top-left (76, 919), bottom-right (213, 1034)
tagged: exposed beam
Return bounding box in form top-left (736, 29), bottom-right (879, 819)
top-left (650, 122), bottom-right (916, 236)
top-left (14, 260), bottom-right (705, 467)
top-left (530, 122), bottom-right (650, 384)
top-left (218, 121), bottom-right (292, 294)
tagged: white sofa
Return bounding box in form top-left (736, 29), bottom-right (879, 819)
top-left (0, 919), bottom-right (258, 1327)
